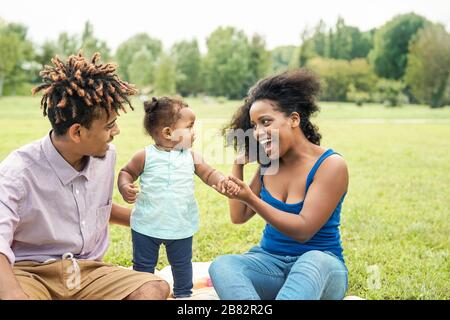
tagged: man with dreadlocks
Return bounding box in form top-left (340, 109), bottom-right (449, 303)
top-left (0, 52), bottom-right (170, 300)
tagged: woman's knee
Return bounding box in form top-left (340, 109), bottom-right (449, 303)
top-left (301, 250), bottom-right (328, 262)
top-left (209, 254), bottom-right (242, 279)
top-left (293, 250), bottom-right (344, 273)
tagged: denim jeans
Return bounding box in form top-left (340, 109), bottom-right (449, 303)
top-left (131, 229), bottom-right (193, 298)
top-left (209, 246), bottom-right (348, 300)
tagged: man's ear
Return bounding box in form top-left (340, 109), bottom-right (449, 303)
top-left (290, 112), bottom-right (300, 128)
top-left (67, 123), bottom-right (82, 143)
top-left (161, 127), bottom-right (172, 140)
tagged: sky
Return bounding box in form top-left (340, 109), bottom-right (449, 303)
top-left (2, 0), bottom-right (449, 53)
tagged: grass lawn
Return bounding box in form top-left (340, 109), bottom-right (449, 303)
top-left (0, 96), bottom-right (449, 299)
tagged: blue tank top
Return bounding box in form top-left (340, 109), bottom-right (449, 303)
top-left (259, 149), bottom-right (346, 263)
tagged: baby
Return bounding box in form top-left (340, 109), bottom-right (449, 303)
top-left (118, 96), bottom-right (238, 298)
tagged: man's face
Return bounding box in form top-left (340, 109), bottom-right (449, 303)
top-left (80, 109), bottom-right (120, 158)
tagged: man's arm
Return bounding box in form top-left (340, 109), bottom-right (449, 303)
top-left (0, 253), bottom-right (28, 300)
top-left (0, 175), bottom-right (28, 299)
top-left (109, 203), bottom-right (131, 227)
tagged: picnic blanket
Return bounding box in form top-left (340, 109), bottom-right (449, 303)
top-left (155, 261), bottom-right (364, 300)
top-left (156, 261), bottom-right (219, 300)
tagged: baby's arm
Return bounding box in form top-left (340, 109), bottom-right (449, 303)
top-left (191, 150), bottom-right (239, 194)
top-left (118, 150), bottom-right (145, 204)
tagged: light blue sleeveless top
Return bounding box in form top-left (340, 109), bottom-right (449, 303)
top-left (130, 145), bottom-right (199, 239)
top-left (259, 149), bottom-right (346, 263)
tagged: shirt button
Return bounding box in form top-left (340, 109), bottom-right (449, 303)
top-left (81, 220), bottom-right (85, 226)
top-left (76, 189), bottom-right (79, 194)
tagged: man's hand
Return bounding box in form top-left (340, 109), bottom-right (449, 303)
top-left (0, 254), bottom-right (29, 300)
top-left (1, 289), bottom-right (29, 300)
top-left (119, 183), bottom-right (139, 204)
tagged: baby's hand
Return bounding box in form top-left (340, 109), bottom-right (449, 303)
top-left (213, 177), bottom-right (241, 197)
top-left (225, 180), bottom-right (240, 196)
top-left (214, 177), bottom-right (228, 194)
top-left (119, 183), bottom-right (139, 204)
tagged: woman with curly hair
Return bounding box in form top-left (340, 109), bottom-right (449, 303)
top-left (209, 69), bottom-right (349, 300)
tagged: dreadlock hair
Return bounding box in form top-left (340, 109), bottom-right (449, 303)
top-left (143, 96), bottom-right (188, 139)
top-left (224, 69), bottom-right (322, 157)
top-left (32, 52), bottom-right (137, 135)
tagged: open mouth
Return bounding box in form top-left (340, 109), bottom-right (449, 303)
top-left (259, 138), bottom-right (272, 153)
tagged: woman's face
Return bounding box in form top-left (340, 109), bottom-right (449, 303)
top-left (249, 99), bottom-right (298, 160)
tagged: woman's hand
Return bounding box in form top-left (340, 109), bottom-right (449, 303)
top-left (213, 177), bottom-right (240, 195)
top-left (217, 175), bottom-right (254, 203)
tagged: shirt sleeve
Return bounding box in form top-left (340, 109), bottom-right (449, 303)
top-left (0, 174), bottom-right (22, 265)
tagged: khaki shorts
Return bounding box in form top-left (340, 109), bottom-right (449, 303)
top-left (13, 258), bottom-right (165, 300)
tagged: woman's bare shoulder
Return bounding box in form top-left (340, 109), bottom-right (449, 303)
top-left (315, 153), bottom-right (348, 181)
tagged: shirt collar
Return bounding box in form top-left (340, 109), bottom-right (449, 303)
top-left (41, 132), bottom-right (94, 185)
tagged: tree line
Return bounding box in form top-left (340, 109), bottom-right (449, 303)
top-left (0, 13), bottom-right (449, 108)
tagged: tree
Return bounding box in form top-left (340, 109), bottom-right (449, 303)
top-left (369, 13), bottom-right (428, 79)
top-left (327, 17), bottom-right (373, 60)
top-left (1, 22), bottom-right (34, 95)
top-left (246, 34), bottom-right (271, 88)
top-left (35, 32), bottom-right (79, 69)
top-left (56, 32), bottom-right (79, 58)
top-left (0, 30), bottom-right (21, 97)
top-left (171, 40), bottom-right (202, 96)
top-left (203, 26), bottom-right (251, 99)
top-left (79, 21), bottom-right (111, 61)
top-left (36, 41), bottom-right (58, 68)
top-left (271, 46), bottom-right (296, 73)
top-left (0, 21), bottom-right (35, 97)
top-left (405, 24), bottom-right (450, 108)
top-left (128, 48), bottom-right (155, 89)
top-left (328, 17), bottom-right (353, 60)
top-left (307, 57), bottom-right (377, 101)
top-left (115, 33), bottom-right (162, 82)
top-left (312, 20), bottom-right (328, 57)
top-left (154, 53), bottom-right (177, 96)
top-left (299, 18), bottom-right (373, 64)
top-left (351, 29), bottom-right (374, 59)
top-left (373, 79), bottom-right (407, 107)
top-left (298, 27), bottom-right (315, 67)
top-left (34, 32), bottom-right (79, 88)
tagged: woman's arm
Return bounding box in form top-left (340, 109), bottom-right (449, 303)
top-left (118, 150), bottom-right (145, 204)
top-left (228, 162), bottom-right (261, 224)
top-left (229, 155), bottom-right (348, 242)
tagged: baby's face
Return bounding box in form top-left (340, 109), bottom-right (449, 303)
top-left (171, 107), bottom-right (196, 150)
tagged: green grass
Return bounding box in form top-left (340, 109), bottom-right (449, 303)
top-left (1, 96), bottom-right (449, 299)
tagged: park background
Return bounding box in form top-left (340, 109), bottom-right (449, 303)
top-left (0, 0), bottom-right (449, 299)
